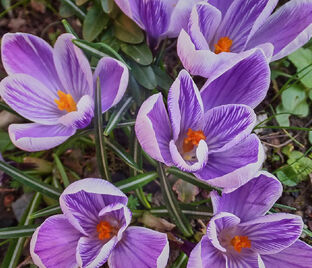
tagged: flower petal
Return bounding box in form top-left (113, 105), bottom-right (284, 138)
top-left (247, 0), bottom-right (312, 60)
top-left (167, 70), bottom-right (204, 141)
top-left (53, 34), bottom-right (93, 101)
top-left (200, 49), bottom-right (270, 110)
top-left (195, 134), bottom-right (264, 192)
top-left (93, 57), bottom-right (129, 113)
top-left (9, 123), bottom-right (75, 152)
top-left (58, 95), bottom-right (94, 129)
top-left (214, 0), bottom-right (275, 52)
top-left (60, 178), bottom-right (128, 235)
top-left (77, 236), bottom-right (118, 268)
top-left (208, 0), bottom-right (232, 16)
top-left (187, 235), bottom-right (226, 268)
top-left (169, 139), bottom-right (209, 172)
top-left (1, 33), bottom-right (62, 93)
top-left (225, 252), bottom-right (261, 268)
top-left (0, 74), bottom-right (62, 124)
top-left (203, 104), bottom-right (256, 153)
top-left (210, 171), bottom-right (283, 222)
top-left (239, 213), bottom-right (303, 254)
top-left (135, 93), bottom-right (173, 165)
top-left (108, 226), bottom-right (169, 268)
top-left (261, 240), bottom-right (312, 268)
top-left (166, 0), bottom-right (202, 38)
top-left (30, 215), bottom-right (80, 268)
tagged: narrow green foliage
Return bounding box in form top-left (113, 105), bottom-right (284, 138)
top-left (0, 225), bottom-right (38, 239)
top-left (171, 253), bottom-right (188, 268)
top-left (29, 204), bottom-right (62, 219)
top-left (53, 154), bottom-right (70, 187)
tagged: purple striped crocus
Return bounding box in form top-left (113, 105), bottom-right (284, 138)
top-left (30, 178), bottom-right (169, 268)
top-left (135, 57), bottom-right (268, 191)
top-left (114, 0), bottom-right (201, 47)
top-left (188, 172), bottom-right (312, 268)
top-left (178, 0), bottom-right (312, 77)
top-left (0, 33), bottom-right (129, 152)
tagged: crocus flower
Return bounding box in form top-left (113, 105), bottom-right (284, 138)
top-left (135, 61), bottom-right (267, 191)
top-left (188, 172), bottom-right (312, 268)
top-left (114, 0), bottom-right (201, 47)
top-left (0, 33), bottom-right (128, 152)
top-left (178, 0), bottom-right (312, 77)
top-left (30, 178), bottom-right (169, 268)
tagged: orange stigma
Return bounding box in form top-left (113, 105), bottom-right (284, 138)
top-left (231, 236), bottom-right (251, 253)
top-left (183, 128), bottom-right (206, 153)
top-left (96, 221), bottom-right (113, 240)
top-left (214, 37), bottom-right (233, 54)
top-left (54, 90), bottom-right (77, 113)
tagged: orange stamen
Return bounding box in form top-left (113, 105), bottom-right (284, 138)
top-left (183, 128), bottom-right (206, 153)
top-left (214, 37), bottom-right (233, 54)
top-left (96, 221), bottom-right (113, 240)
top-left (231, 236), bottom-right (251, 253)
top-left (54, 90), bottom-right (77, 113)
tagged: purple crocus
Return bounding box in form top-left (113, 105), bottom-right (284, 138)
top-left (135, 58), bottom-right (267, 191)
top-left (30, 178), bottom-right (169, 268)
top-left (178, 0), bottom-right (312, 77)
top-left (0, 33), bottom-right (129, 152)
top-left (114, 0), bottom-right (201, 46)
top-left (188, 172), bottom-right (312, 268)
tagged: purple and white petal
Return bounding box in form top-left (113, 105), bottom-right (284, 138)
top-left (247, 0), bottom-right (312, 60)
top-left (187, 235), bottom-right (226, 268)
top-left (108, 226), bottom-right (169, 268)
top-left (207, 212), bottom-right (241, 252)
top-left (167, 70), bottom-right (204, 140)
top-left (239, 213), bottom-right (303, 255)
top-left (60, 179), bottom-right (128, 235)
top-left (261, 240), bottom-right (312, 268)
top-left (30, 215), bottom-right (80, 268)
top-left (1, 33), bottom-right (62, 93)
top-left (53, 34), bottom-right (93, 101)
top-left (77, 236), bottom-right (118, 268)
top-left (225, 251), bottom-right (261, 268)
top-left (9, 123), bottom-right (76, 152)
top-left (200, 50), bottom-right (270, 110)
top-left (195, 134), bottom-right (264, 192)
top-left (208, 0), bottom-right (233, 16)
top-left (58, 95), bottom-right (94, 129)
top-left (187, 2), bottom-right (221, 50)
top-left (0, 74), bottom-right (62, 124)
top-left (135, 93), bottom-right (173, 165)
top-left (166, 0), bottom-right (202, 38)
top-left (210, 171), bottom-right (283, 222)
top-left (203, 104), bottom-right (256, 153)
top-left (214, 0), bottom-right (274, 52)
top-left (93, 57), bottom-right (129, 113)
top-left (169, 139), bottom-right (208, 172)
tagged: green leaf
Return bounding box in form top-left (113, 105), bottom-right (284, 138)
top-left (275, 104), bottom-right (290, 127)
top-left (104, 96), bottom-right (133, 136)
top-left (167, 167), bottom-right (221, 192)
top-left (104, 137), bottom-right (143, 173)
top-left (121, 42), bottom-right (153, 66)
top-left (157, 163), bottom-right (193, 237)
top-left (129, 61), bottom-right (157, 90)
top-left (276, 166), bottom-right (299, 186)
top-left (101, 28), bottom-right (121, 51)
top-left (114, 13), bottom-right (144, 44)
top-left (0, 130), bottom-right (14, 153)
top-left (0, 161), bottom-right (61, 199)
top-left (72, 39), bottom-right (130, 69)
top-left (100, 0), bottom-right (114, 13)
top-left (288, 151), bottom-right (312, 180)
top-left (61, 0), bottom-right (86, 20)
top-left (288, 47), bottom-right (312, 87)
top-left (60, 0), bottom-right (75, 17)
top-left (171, 253), bottom-right (188, 268)
top-left (62, 19), bottom-right (79, 38)
top-left (0, 225), bottom-right (38, 239)
top-left (94, 78), bottom-right (111, 181)
top-left (29, 204), bottom-right (62, 219)
top-left (76, 0), bottom-right (88, 5)
top-left (115, 172), bottom-right (158, 193)
top-left (152, 65), bottom-right (174, 91)
top-left (53, 154), bottom-right (70, 187)
top-left (83, 5), bottom-right (109, 41)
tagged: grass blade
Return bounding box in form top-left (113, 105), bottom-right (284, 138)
top-left (0, 225), bottom-right (38, 239)
top-left (0, 161), bottom-right (61, 199)
top-left (115, 172), bottom-right (157, 193)
top-left (94, 78), bottom-right (111, 181)
top-left (29, 204), bottom-right (62, 219)
top-left (171, 252), bottom-right (188, 268)
top-left (61, 0), bottom-right (85, 19)
top-left (61, 19), bottom-right (79, 38)
top-left (53, 153), bottom-right (70, 187)
top-left (157, 163), bottom-right (193, 237)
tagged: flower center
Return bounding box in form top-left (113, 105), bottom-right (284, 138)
top-left (54, 90), bottom-right (77, 113)
top-left (214, 37), bottom-right (233, 54)
top-left (183, 128), bottom-right (206, 153)
top-left (96, 221), bottom-right (114, 240)
top-left (231, 236), bottom-right (251, 253)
